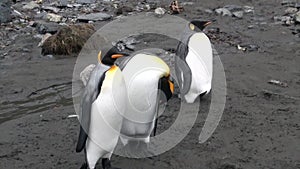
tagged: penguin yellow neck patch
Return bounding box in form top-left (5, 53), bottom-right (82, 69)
top-left (97, 51), bottom-right (102, 63)
top-left (189, 23), bottom-right (195, 31)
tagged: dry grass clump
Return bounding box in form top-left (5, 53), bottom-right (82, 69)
top-left (41, 24), bottom-right (95, 55)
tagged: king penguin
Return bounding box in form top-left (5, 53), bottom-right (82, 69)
top-left (76, 47), bottom-right (174, 168)
top-left (175, 20), bottom-right (213, 103)
top-left (118, 52), bottom-right (174, 155)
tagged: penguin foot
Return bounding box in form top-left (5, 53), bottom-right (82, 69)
top-left (102, 158), bottom-right (121, 169)
top-left (80, 163), bottom-right (88, 169)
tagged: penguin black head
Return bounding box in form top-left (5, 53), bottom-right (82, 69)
top-left (189, 20), bottom-right (212, 31)
top-left (99, 46), bottom-right (130, 66)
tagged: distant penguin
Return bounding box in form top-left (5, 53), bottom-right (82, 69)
top-left (175, 20), bottom-right (213, 103)
top-left (76, 47), bottom-right (174, 168)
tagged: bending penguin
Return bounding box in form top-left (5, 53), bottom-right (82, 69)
top-left (118, 52), bottom-right (174, 155)
top-left (76, 47), bottom-right (130, 169)
top-left (175, 20), bottom-right (213, 103)
top-left (76, 47), bottom-right (174, 168)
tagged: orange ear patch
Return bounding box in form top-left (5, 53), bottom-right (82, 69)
top-left (168, 80), bottom-right (174, 93)
top-left (111, 54), bottom-right (124, 59)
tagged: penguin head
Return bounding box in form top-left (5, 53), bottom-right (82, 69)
top-left (189, 20), bottom-right (212, 32)
top-left (99, 46), bottom-right (130, 66)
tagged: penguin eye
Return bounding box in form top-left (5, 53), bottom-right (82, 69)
top-left (189, 23), bottom-right (195, 31)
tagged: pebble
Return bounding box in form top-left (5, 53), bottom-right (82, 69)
top-left (294, 11), bottom-right (300, 23)
top-left (232, 11), bottom-right (244, 19)
top-left (77, 12), bottom-right (112, 22)
top-left (215, 8), bottom-right (232, 16)
top-left (42, 6), bottom-right (60, 13)
top-left (36, 22), bottom-right (63, 34)
top-left (76, 0), bottom-right (96, 4)
top-left (154, 7), bottom-right (166, 17)
top-left (223, 4), bottom-right (243, 12)
top-left (0, 2), bottom-right (12, 23)
top-left (46, 13), bottom-right (62, 23)
top-left (57, 0), bottom-right (68, 8)
top-left (243, 6), bottom-right (254, 13)
top-left (285, 7), bottom-right (298, 14)
top-left (23, 1), bottom-right (40, 10)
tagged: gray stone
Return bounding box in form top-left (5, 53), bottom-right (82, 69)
top-left (223, 4), bottom-right (243, 12)
top-left (215, 8), bottom-right (232, 16)
top-left (294, 11), bottom-right (300, 23)
top-left (243, 6), bottom-right (254, 13)
top-left (23, 1), bottom-right (40, 10)
top-left (34, 11), bottom-right (47, 20)
top-left (285, 7), bottom-right (298, 14)
top-left (76, 0), bottom-right (96, 4)
top-left (46, 13), bottom-right (62, 23)
top-left (36, 22), bottom-right (63, 34)
top-left (281, 0), bottom-right (296, 6)
top-left (154, 7), bottom-right (166, 16)
top-left (0, 0), bottom-right (12, 23)
top-left (42, 6), bottom-right (60, 13)
top-left (58, 0), bottom-right (68, 7)
top-left (232, 11), bottom-right (244, 19)
top-left (78, 12), bottom-right (112, 21)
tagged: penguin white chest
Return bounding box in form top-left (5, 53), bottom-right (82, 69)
top-left (185, 33), bottom-right (213, 103)
top-left (88, 67), bottom-right (127, 151)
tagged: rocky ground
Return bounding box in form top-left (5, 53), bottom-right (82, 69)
top-left (0, 0), bottom-right (300, 169)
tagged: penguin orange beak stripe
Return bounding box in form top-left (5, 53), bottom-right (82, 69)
top-left (111, 54), bottom-right (124, 59)
top-left (169, 80), bottom-right (174, 94)
top-left (204, 21), bottom-right (212, 27)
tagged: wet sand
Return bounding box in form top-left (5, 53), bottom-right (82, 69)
top-left (1, 0), bottom-right (300, 169)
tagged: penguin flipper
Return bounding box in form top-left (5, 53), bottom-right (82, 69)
top-left (76, 63), bottom-right (110, 152)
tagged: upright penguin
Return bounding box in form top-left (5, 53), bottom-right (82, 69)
top-left (175, 20), bottom-right (213, 103)
top-left (76, 47), bottom-right (174, 168)
top-left (76, 48), bottom-right (129, 169)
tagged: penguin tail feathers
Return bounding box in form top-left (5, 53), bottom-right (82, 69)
top-left (76, 126), bottom-right (88, 152)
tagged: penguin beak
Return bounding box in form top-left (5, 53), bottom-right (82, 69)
top-left (111, 54), bottom-right (124, 59)
top-left (111, 52), bottom-right (130, 59)
top-left (203, 21), bottom-right (212, 27)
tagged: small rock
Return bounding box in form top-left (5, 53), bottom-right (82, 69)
top-left (215, 8), bottom-right (232, 16)
top-left (47, 13), bottom-right (62, 23)
top-left (232, 11), bottom-right (244, 19)
top-left (243, 6), bottom-right (254, 13)
top-left (154, 7), bottom-right (166, 17)
top-left (57, 0), bottom-right (68, 8)
top-left (0, 1), bottom-right (12, 23)
top-left (115, 5), bottom-right (134, 15)
top-left (36, 22), bottom-right (63, 34)
top-left (285, 7), bottom-right (298, 14)
top-left (34, 11), bottom-right (48, 19)
top-left (23, 1), bottom-right (40, 10)
top-left (294, 11), bottom-right (300, 23)
top-left (281, 0), bottom-right (296, 6)
top-left (76, 0), bottom-right (96, 4)
top-left (77, 12), bottom-right (112, 22)
top-left (268, 80), bottom-right (288, 88)
top-left (42, 6), bottom-right (60, 13)
top-left (181, 2), bottom-right (194, 6)
top-left (223, 4), bottom-right (243, 12)
top-left (204, 9), bottom-right (213, 14)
